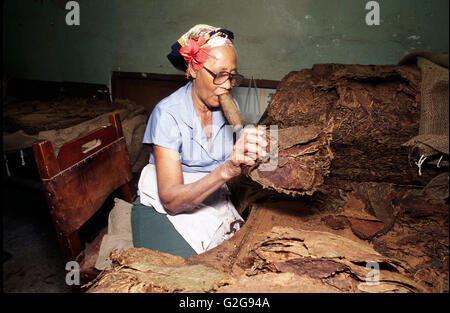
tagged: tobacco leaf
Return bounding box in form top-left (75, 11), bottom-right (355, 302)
top-left (245, 226), bottom-right (426, 293)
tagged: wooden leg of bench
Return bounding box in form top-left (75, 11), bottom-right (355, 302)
top-left (120, 182), bottom-right (135, 203)
top-left (54, 227), bottom-right (82, 264)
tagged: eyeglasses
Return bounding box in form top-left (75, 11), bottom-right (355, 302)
top-left (203, 66), bottom-right (244, 87)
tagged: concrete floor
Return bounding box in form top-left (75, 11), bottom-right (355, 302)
top-left (2, 180), bottom-right (72, 293)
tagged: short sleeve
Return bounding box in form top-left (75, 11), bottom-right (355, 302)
top-left (142, 105), bottom-right (182, 152)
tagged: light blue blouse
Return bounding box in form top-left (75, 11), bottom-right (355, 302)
top-left (143, 81), bottom-right (238, 173)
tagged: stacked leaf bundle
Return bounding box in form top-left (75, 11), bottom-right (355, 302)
top-left (256, 63), bottom-right (437, 190)
top-left (242, 123), bottom-right (334, 196)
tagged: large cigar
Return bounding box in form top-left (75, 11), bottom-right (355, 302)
top-left (220, 92), bottom-right (264, 161)
top-left (219, 93), bottom-right (244, 131)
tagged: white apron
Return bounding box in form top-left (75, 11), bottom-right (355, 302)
top-left (137, 163), bottom-right (243, 254)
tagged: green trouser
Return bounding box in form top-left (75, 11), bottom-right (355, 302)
top-left (131, 197), bottom-right (196, 258)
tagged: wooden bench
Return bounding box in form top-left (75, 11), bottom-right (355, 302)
top-left (32, 113), bottom-right (135, 289)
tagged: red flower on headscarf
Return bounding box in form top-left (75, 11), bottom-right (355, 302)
top-left (179, 36), bottom-right (211, 77)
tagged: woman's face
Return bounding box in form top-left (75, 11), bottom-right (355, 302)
top-left (191, 46), bottom-right (237, 109)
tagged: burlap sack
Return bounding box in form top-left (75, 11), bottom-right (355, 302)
top-left (400, 52), bottom-right (449, 158)
top-left (95, 198), bottom-right (134, 271)
top-left (400, 52), bottom-right (448, 194)
top-left (417, 57), bottom-right (449, 151)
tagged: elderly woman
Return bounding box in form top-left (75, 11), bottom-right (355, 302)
top-left (131, 24), bottom-right (267, 257)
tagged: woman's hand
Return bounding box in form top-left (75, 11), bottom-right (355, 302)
top-left (221, 126), bottom-right (268, 180)
top-left (154, 127), bottom-right (267, 214)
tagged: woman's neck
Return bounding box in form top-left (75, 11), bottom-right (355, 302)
top-left (191, 82), bottom-right (213, 149)
top-left (191, 85), bottom-right (211, 116)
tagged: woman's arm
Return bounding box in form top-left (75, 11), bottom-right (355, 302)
top-left (155, 127), bottom-right (267, 215)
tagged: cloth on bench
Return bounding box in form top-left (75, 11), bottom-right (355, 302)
top-left (95, 198), bottom-right (134, 271)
